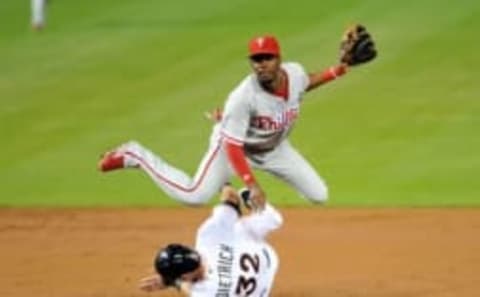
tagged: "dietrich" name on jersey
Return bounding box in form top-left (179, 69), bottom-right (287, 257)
top-left (215, 243), bottom-right (234, 297)
top-left (251, 107), bottom-right (299, 131)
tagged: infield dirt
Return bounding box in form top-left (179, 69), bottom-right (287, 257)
top-left (1, 208), bottom-right (479, 297)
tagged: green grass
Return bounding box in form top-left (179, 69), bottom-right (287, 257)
top-left (1, 0), bottom-right (479, 207)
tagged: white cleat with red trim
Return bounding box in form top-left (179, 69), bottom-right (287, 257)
top-left (98, 151), bottom-right (124, 172)
top-left (98, 141), bottom-right (140, 172)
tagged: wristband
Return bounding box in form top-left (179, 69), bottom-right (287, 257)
top-left (321, 65), bottom-right (347, 82)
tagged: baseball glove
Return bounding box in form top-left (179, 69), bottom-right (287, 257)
top-left (340, 24), bottom-right (377, 66)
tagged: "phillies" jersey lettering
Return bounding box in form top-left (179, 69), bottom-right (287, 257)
top-left (251, 107), bottom-right (299, 131)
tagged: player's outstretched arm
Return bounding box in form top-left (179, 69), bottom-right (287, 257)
top-left (239, 189), bottom-right (283, 239)
top-left (203, 109), bottom-right (266, 210)
top-left (241, 203), bottom-right (283, 239)
top-left (306, 63), bottom-right (348, 92)
top-left (307, 24), bottom-right (377, 92)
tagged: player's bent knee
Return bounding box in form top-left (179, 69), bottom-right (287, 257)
top-left (306, 185), bottom-right (329, 204)
top-left (182, 188), bottom-right (218, 206)
top-left (183, 200), bottom-right (206, 207)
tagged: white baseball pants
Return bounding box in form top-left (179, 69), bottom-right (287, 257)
top-left (31, 0), bottom-right (46, 28)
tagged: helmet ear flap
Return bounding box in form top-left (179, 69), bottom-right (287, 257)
top-left (154, 244), bottom-right (201, 285)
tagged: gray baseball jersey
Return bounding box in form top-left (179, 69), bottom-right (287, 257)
top-left (189, 204), bottom-right (282, 297)
top-left (221, 62), bottom-right (309, 153)
top-left (119, 61), bottom-right (328, 205)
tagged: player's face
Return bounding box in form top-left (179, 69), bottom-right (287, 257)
top-left (249, 54), bottom-right (281, 86)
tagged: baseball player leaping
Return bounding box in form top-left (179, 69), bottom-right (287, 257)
top-left (139, 185), bottom-right (282, 296)
top-left (98, 26), bottom-right (377, 208)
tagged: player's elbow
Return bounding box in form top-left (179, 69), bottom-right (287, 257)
top-left (268, 206), bottom-right (284, 229)
top-left (273, 211), bottom-right (284, 228)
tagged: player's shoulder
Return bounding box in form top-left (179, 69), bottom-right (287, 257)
top-left (195, 227), bottom-right (216, 250)
top-left (196, 220), bottom-right (216, 243)
top-left (227, 74), bottom-right (257, 102)
top-left (195, 216), bottom-right (233, 245)
top-left (282, 61), bottom-right (307, 76)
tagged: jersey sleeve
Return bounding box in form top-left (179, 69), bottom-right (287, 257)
top-left (220, 87), bottom-right (251, 145)
top-left (287, 62), bottom-right (310, 93)
top-left (239, 203), bottom-right (283, 240)
top-left (196, 204), bottom-right (239, 246)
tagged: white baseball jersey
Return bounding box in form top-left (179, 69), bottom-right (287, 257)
top-left (189, 204), bottom-right (283, 297)
top-left (220, 62), bottom-right (309, 153)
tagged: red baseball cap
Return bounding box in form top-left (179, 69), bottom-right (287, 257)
top-left (248, 35), bottom-right (281, 57)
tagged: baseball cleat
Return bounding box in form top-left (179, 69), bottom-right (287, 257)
top-left (98, 151), bottom-right (125, 172)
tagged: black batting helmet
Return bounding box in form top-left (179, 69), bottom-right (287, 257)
top-left (154, 243), bottom-right (201, 285)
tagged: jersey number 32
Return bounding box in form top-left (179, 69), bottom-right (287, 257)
top-left (235, 253), bottom-right (260, 296)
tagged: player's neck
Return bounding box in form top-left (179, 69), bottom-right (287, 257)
top-left (271, 70), bottom-right (289, 100)
top-left (261, 70), bottom-right (286, 95)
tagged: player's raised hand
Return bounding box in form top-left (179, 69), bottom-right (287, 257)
top-left (248, 183), bottom-right (266, 211)
top-left (220, 184), bottom-right (241, 205)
